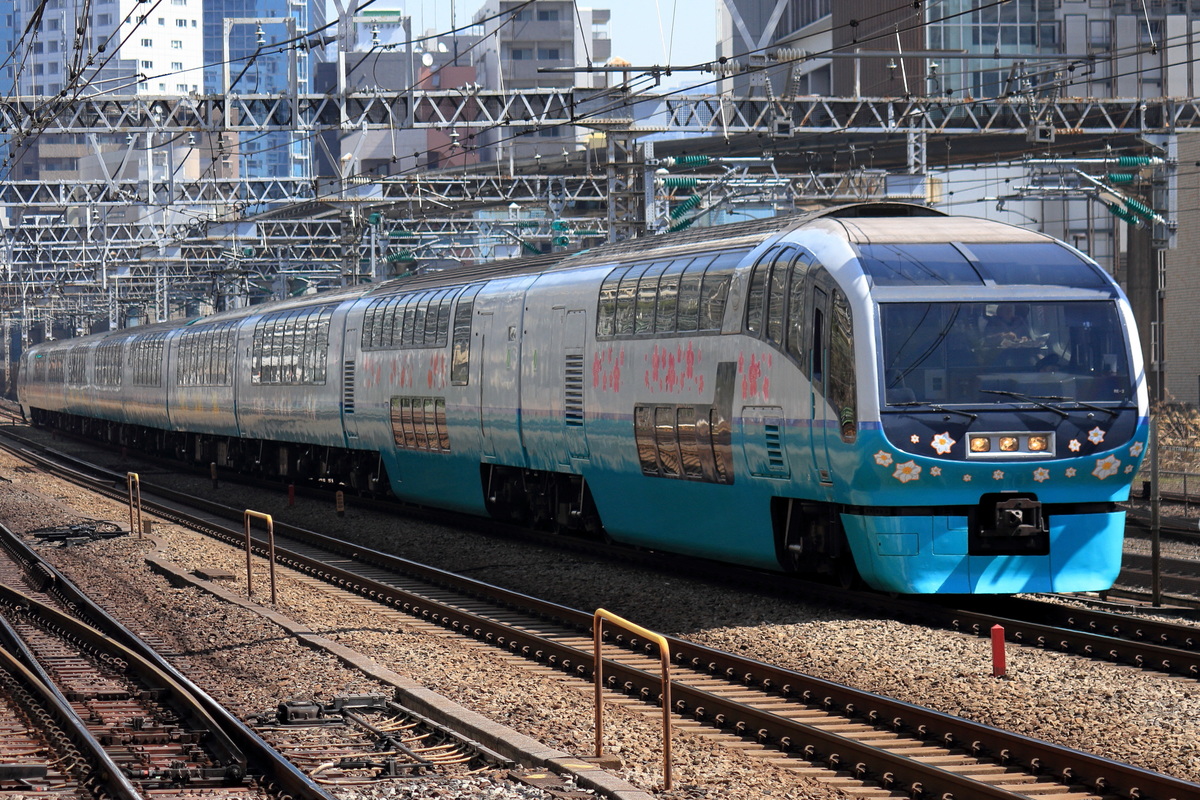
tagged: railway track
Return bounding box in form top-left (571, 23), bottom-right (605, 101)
top-left (0, 522), bottom-right (335, 800)
top-left (2, 430), bottom-right (1198, 799)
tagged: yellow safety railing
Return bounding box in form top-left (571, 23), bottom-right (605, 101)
top-left (243, 510), bottom-right (277, 604)
top-left (126, 472), bottom-right (142, 538)
top-left (593, 608), bottom-right (672, 790)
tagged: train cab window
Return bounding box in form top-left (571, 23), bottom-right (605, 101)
top-left (596, 267), bottom-right (627, 338)
top-left (966, 243), bottom-right (1110, 288)
top-left (615, 264), bottom-right (648, 336)
top-left (829, 289), bottom-right (857, 443)
top-left (451, 284), bottom-right (482, 385)
top-left (655, 259), bottom-right (689, 334)
top-left (636, 262), bottom-right (669, 335)
top-left (745, 248), bottom-right (776, 335)
top-left (700, 250), bottom-right (737, 331)
top-left (767, 248), bottom-right (794, 345)
top-left (787, 251), bottom-right (813, 363)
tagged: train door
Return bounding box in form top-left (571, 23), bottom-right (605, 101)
top-left (809, 285), bottom-right (833, 486)
top-left (476, 277), bottom-right (533, 464)
top-left (336, 301), bottom-right (362, 445)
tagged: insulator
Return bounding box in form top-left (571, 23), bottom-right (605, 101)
top-left (1116, 155), bottom-right (1157, 166)
top-left (771, 48), bottom-right (806, 62)
top-left (1107, 204), bottom-right (1140, 225)
top-left (670, 194), bottom-right (702, 219)
top-left (1106, 173), bottom-right (1135, 184)
top-left (661, 176), bottom-right (699, 189)
top-left (1123, 197), bottom-right (1157, 221)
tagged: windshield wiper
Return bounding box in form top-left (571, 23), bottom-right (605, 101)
top-left (888, 401), bottom-right (978, 421)
top-left (1029, 394), bottom-right (1121, 418)
top-left (980, 389), bottom-right (1069, 418)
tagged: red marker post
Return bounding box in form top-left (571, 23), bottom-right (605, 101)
top-left (991, 624), bottom-right (1006, 678)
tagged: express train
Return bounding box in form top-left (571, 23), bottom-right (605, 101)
top-left (17, 203), bottom-right (1149, 594)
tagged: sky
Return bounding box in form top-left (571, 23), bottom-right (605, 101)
top-left (401, 0), bottom-right (719, 73)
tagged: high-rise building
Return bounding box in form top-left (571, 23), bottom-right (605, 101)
top-left (2, 0), bottom-right (205, 182)
top-left (471, 0), bottom-right (611, 161)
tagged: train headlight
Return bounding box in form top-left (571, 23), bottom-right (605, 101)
top-left (999, 437), bottom-right (1018, 452)
top-left (1027, 435), bottom-right (1049, 452)
top-left (970, 437), bottom-right (991, 453)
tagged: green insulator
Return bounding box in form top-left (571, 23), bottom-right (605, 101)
top-left (675, 155), bottom-right (712, 165)
top-left (668, 217), bottom-right (697, 233)
top-left (661, 176), bottom-right (699, 188)
top-left (1124, 197), bottom-right (1157, 221)
top-left (670, 194), bottom-right (702, 219)
top-left (388, 229), bottom-right (414, 238)
top-left (1116, 155), bottom-right (1155, 167)
top-left (1105, 173), bottom-right (1135, 184)
top-left (1107, 204), bottom-right (1139, 225)
top-left (522, 241), bottom-right (541, 255)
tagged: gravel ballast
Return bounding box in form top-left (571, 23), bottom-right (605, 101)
top-left (0, 434), bottom-right (1198, 798)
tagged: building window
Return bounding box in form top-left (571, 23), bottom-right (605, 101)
top-left (141, 37), bottom-right (152, 46)
top-left (95, 13), bottom-right (110, 24)
top-left (141, 59), bottom-right (153, 69)
top-left (537, 8), bottom-right (560, 20)
top-left (171, 61), bottom-right (183, 70)
top-left (508, 47), bottom-right (532, 60)
top-left (537, 47), bottom-right (560, 60)
top-left (171, 39), bottom-right (182, 48)
top-left (176, 18), bottom-right (186, 26)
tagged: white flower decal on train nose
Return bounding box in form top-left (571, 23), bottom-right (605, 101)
top-left (1092, 455), bottom-right (1121, 480)
top-left (874, 450), bottom-right (894, 467)
top-left (1087, 427), bottom-right (1106, 445)
top-left (893, 460), bottom-right (921, 483)
top-left (930, 432), bottom-right (956, 455)
top-left (1129, 440), bottom-right (1145, 458)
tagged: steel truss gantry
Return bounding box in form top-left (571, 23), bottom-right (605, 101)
top-left (1, 88), bottom-right (1188, 332)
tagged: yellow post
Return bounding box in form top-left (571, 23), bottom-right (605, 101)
top-left (593, 608), bottom-right (672, 791)
top-left (242, 510), bottom-right (277, 604)
top-left (126, 473), bottom-right (142, 539)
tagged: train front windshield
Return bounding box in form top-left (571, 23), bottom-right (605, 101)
top-left (879, 301), bottom-right (1133, 407)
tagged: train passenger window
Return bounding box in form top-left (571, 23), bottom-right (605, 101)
top-left (636, 262), bottom-right (669, 336)
top-left (615, 264), bottom-right (648, 337)
top-left (655, 405), bottom-right (681, 477)
top-left (677, 406), bottom-right (703, 479)
top-left (745, 248), bottom-right (775, 334)
top-left (767, 248), bottom-right (794, 345)
top-left (404, 295), bottom-right (424, 347)
top-left (596, 267), bottom-right (626, 338)
top-left (451, 284), bottom-right (482, 385)
top-left (434, 289), bottom-right (456, 345)
top-left (829, 289), bottom-right (857, 443)
top-left (363, 301), bottom-right (381, 348)
top-left (634, 405), bottom-right (658, 475)
top-left (787, 251), bottom-right (812, 363)
top-left (656, 259), bottom-right (689, 334)
top-left (676, 256), bottom-right (710, 332)
top-left (700, 252), bottom-right (737, 331)
top-left (709, 407), bottom-right (732, 485)
top-left (811, 289), bottom-right (826, 384)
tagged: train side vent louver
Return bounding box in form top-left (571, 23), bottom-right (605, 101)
top-left (343, 360), bottom-right (356, 414)
top-left (764, 422), bottom-right (784, 471)
top-left (565, 353), bottom-right (584, 427)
